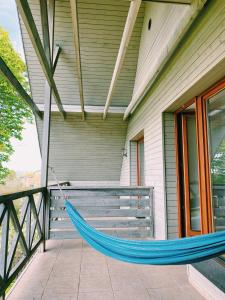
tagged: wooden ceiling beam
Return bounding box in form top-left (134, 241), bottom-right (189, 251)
top-left (70, 0), bottom-right (85, 120)
top-left (103, 0), bottom-right (142, 120)
top-left (0, 56), bottom-right (42, 119)
top-left (16, 0), bottom-right (66, 118)
top-left (142, 0), bottom-right (191, 5)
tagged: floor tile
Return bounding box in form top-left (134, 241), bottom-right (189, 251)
top-left (79, 274), bottom-right (112, 292)
top-left (78, 291), bottom-right (114, 300)
top-left (6, 239), bottom-right (204, 300)
top-left (114, 288), bottom-right (151, 300)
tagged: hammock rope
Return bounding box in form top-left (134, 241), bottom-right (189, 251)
top-left (65, 200), bottom-right (225, 265)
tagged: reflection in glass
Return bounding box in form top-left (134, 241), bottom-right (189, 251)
top-left (186, 114), bottom-right (201, 231)
top-left (207, 90), bottom-right (225, 232)
top-left (139, 141), bottom-right (145, 186)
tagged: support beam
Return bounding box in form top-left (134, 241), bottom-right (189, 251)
top-left (53, 45), bottom-right (62, 74)
top-left (37, 104), bottom-right (126, 114)
top-left (143, 0), bottom-right (191, 5)
top-left (40, 0), bottom-right (55, 188)
top-left (123, 0), bottom-right (206, 120)
top-left (70, 0), bottom-right (85, 120)
top-left (39, 0), bottom-right (52, 65)
top-left (103, 0), bottom-right (142, 120)
top-left (0, 56), bottom-right (42, 119)
top-left (16, 0), bottom-right (65, 118)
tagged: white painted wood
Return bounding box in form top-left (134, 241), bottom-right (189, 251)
top-left (163, 113), bottom-right (178, 238)
top-left (19, 0), bottom-right (144, 108)
top-left (69, 0), bottom-right (85, 119)
top-left (37, 104), bottom-right (126, 113)
top-left (103, 0), bottom-right (142, 119)
top-left (124, 0), bottom-right (207, 119)
top-left (188, 265), bottom-right (225, 300)
top-left (37, 113), bottom-right (128, 182)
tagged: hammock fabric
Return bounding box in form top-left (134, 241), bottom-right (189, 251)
top-left (65, 201), bottom-right (225, 265)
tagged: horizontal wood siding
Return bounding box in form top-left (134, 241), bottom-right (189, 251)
top-left (37, 113), bottom-right (128, 182)
top-left (120, 0), bottom-right (225, 239)
top-left (132, 2), bottom-right (188, 100)
top-left (163, 113), bottom-right (177, 239)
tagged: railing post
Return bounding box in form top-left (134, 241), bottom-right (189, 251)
top-left (150, 187), bottom-right (154, 238)
top-left (44, 188), bottom-right (51, 249)
top-left (42, 189), bottom-right (46, 252)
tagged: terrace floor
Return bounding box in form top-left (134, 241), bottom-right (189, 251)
top-left (7, 239), bottom-right (204, 300)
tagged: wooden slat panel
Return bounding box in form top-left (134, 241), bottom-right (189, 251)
top-left (50, 218), bottom-right (150, 229)
top-left (50, 187), bottom-right (151, 197)
top-left (50, 208), bottom-right (150, 218)
top-left (214, 208), bottom-right (225, 217)
top-left (50, 228), bottom-right (151, 239)
top-left (214, 218), bottom-right (225, 226)
top-left (50, 197), bottom-right (149, 208)
top-left (49, 187), bottom-right (152, 240)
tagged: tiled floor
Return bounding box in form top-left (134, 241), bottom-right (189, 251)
top-left (7, 239), bottom-right (204, 300)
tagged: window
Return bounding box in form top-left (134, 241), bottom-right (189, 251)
top-left (175, 78), bottom-right (225, 237)
top-left (130, 134), bottom-right (145, 186)
top-left (137, 138), bottom-right (145, 186)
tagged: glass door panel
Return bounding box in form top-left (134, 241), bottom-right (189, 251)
top-left (137, 139), bottom-right (145, 186)
top-left (181, 111), bottom-right (201, 235)
top-left (207, 89), bottom-right (225, 232)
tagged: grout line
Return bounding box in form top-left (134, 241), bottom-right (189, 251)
top-left (106, 257), bottom-right (116, 300)
top-left (76, 239), bottom-right (84, 300)
top-left (40, 239), bottom-right (63, 299)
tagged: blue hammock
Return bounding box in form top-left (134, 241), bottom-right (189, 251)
top-left (65, 200), bottom-right (225, 265)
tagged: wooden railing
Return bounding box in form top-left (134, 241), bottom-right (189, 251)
top-left (0, 187), bottom-right (46, 298)
top-left (48, 186), bottom-right (154, 240)
top-left (0, 185), bottom-right (154, 298)
top-left (212, 185), bottom-right (225, 231)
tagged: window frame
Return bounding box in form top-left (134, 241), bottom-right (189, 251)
top-left (175, 77), bottom-right (225, 237)
top-left (137, 137), bottom-right (144, 186)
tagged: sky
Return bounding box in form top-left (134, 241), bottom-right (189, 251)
top-left (0, 0), bottom-right (41, 172)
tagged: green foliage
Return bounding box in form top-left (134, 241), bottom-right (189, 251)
top-left (211, 140), bottom-right (225, 185)
top-left (0, 27), bottom-right (33, 183)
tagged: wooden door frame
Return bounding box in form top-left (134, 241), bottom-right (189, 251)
top-left (175, 77), bottom-right (225, 237)
top-left (181, 113), bottom-right (201, 236)
top-left (137, 137), bottom-right (144, 186)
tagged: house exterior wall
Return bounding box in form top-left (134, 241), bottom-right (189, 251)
top-left (120, 0), bottom-right (225, 240)
top-left (132, 2), bottom-right (189, 101)
top-left (37, 113), bottom-right (128, 183)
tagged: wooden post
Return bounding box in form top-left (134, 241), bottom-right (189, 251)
top-left (16, 0), bottom-right (65, 118)
top-left (40, 0), bottom-right (55, 251)
top-left (150, 187), bottom-right (154, 238)
top-left (0, 57), bottom-right (42, 119)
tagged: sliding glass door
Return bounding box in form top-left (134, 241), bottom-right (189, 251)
top-left (177, 104), bottom-right (201, 236)
top-left (176, 80), bottom-right (225, 237)
top-left (207, 89), bottom-right (225, 232)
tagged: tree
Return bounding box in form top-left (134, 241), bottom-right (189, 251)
top-left (0, 27), bottom-right (33, 183)
top-left (211, 140), bottom-right (225, 185)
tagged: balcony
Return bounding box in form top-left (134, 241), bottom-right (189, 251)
top-left (7, 239), bottom-right (203, 300)
top-left (0, 185), bottom-right (203, 299)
